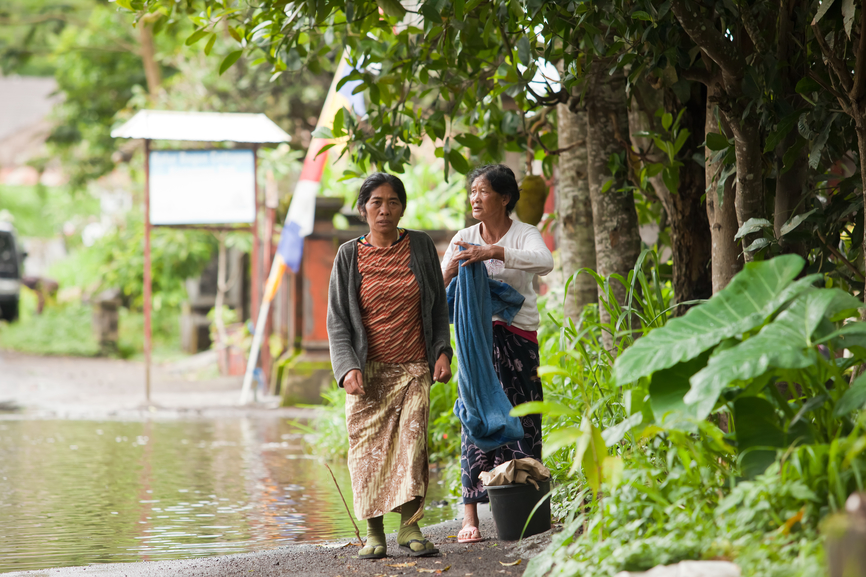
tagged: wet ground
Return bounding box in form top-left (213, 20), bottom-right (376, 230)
top-left (0, 352), bottom-right (552, 576)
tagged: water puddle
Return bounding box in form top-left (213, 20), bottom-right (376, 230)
top-left (0, 417), bottom-right (457, 573)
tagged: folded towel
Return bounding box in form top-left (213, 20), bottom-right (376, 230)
top-left (479, 457), bottom-right (551, 489)
top-left (448, 246), bottom-right (525, 452)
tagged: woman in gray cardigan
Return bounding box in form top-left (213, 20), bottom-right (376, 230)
top-left (327, 172), bottom-right (453, 560)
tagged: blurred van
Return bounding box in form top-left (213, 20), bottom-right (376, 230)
top-left (0, 221), bottom-right (23, 322)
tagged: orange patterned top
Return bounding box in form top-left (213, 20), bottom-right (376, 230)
top-left (357, 233), bottom-right (426, 363)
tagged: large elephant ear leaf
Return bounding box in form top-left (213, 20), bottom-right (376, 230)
top-left (614, 255), bottom-right (811, 386)
top-left (648, 351), bottom-right (711, 431)
top-left (686, 289), bottom-right (839, 420)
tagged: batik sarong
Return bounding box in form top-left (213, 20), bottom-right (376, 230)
top-left (461, 324), bottom-right (543, 504)
top-left (346, 359), bottom-right (431, 521)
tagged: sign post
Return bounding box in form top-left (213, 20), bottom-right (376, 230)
top-left (143, 139), bottom-right (152, 402)
top-left (111, 110), bottom-right (289, 406)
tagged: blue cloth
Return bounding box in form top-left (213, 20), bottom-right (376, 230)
top-left (448, 246), bottom-right (526, 452)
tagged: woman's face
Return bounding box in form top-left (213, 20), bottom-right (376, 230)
top-left (363, 184), bottom-right (404, 236)
top-left (469, 176), bottom-right (509, 222)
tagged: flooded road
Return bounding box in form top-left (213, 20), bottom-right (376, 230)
top-left (0, 417), bottom-right (457, 574)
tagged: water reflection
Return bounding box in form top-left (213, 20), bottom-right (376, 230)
top-left (0, 417), bottom-right (456, 573)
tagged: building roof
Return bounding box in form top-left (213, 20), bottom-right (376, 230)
top-left (0, 76), bottom-right (60, 143)
top-left (111, 110), bottom-right (291, 143)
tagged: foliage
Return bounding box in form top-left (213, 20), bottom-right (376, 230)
top-left (515, 253), bottom-right (866, 575)
top-left (67, 212), bottom-right (216, 310)
top-left (0, 290), bottom-right (100, 356)
top-left (0, 184), bottom-right (99, 240)
top-left (525, 462), bottom-right (825, 577)
top-left (324, 160), bottom-right (467, 231)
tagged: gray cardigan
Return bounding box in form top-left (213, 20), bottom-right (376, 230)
top-left (327, 230), bottom-right (453, 386)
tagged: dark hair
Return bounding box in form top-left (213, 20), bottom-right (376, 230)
top-left (467, 164), bottom-right (520, 215)
top-left (357, 172), bottom-right (407, 220)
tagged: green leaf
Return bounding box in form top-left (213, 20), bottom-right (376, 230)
top-left (516, 36), bottom-right (531, 66)
top-left (114, 0), bottom-right (134, 10)
top-left (377, 0), bottom-right (407, 18)
top-left (795, 77), bottom-right (821, 95)
top-left (186, 28), bottom-right (209, 46)
top-left (764, 112), bottom-right (801, 153)
top-left (311, 126), bottom-right (334, 140)
top-left (219, 50), bottom-right (243, 75)
top-left (834, 373), bottom-right (866, 417)
top-left (779, 208), bottom-right (817, 236)
top-left (706, 132), bottom-right (730, 151)
top-left (661, 166), bottom-right (679, 195)
top-left (602, 456), bottom-right (624, 489)
top-left (543, 428), bottom-right (584, 456)
top-left (613, 255), bottom-right (811, 386)
top-left (332, 107), bottom-right (346, 138)
top-left (744, 238), bottom-right (770, 252)
top-left (686, 288), bottom-right (840, 420)
top-left (455, 133), bottom-right (485, 151)
top-left (581, 420), bottom-right (607, 493)
top-left (734, 217), bottom-right (772, 240)
top-left (448, 149), bottom-right (470, 174)
top-left (649, 352), bottom-right (709, 429)
top-left (204, 33), bottom-right (217, 56)
top-left (632, 10), bottom-right (653, 21)
top-left (510, 400), bottom-right (578, 418)
top-left (600, 413), bottom-right (642, 447)
top-left (661, 112), bottom-right (673, 131)
top-left (812, 0), bottom-right (838, 24)
top-left (734, 397), bottom-right (785, 478)
top-left (809, 113), bottom-right (836, 169)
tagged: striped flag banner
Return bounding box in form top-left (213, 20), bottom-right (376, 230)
top-left (240, 50), bottom-right (365, 404)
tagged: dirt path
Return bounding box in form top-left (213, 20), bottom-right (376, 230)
top-left (0, 349), bottom-right (302, 419)
top-left (5, 512), bottom-right (553, 576)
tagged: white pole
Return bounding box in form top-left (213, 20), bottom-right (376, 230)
top-left (239, 298), bottom-right (272, 405)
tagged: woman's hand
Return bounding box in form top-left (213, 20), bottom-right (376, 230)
top-left (433, 354), bottom-right (452, 383)
top-left (343, 369), bottom-right (365, 395)
top-left (453, 241), bottom-right (505, 266)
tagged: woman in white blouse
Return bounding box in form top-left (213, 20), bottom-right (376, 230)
top-left (441, 164), bottom-right (554, 543)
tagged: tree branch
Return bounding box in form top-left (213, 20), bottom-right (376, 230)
top-left (738, 0), bottom-right (769, 55)
top-left (670, 0), bottom-right (745, 89)
top-left (812, 23), bottom-right (855, 95)
top-left (680, 66), bottom-right (714, 86)
top-left (818, 231), bottom-right (866, 282)
top-left (807, 69), bottom-right (848, 110)
top-left (851, 1), bottom-right (866, 103)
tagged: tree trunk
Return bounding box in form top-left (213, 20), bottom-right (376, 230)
top-left (857, 121), bottom-right (866, 309)
top-left (706, 102), bottom-right (742, 292)
top-left (139, 22), bottom-right (161, 98)
top-left (557, 96), bottom-right (596, 323)
top-left (774, 128), bottom-right (807, 244)
top-left (774, 0), bottom-right (807, 248)
top-left (630, 82), bottom-right (712, 310)
top-left (727, 115), bottom-right (765, 260)
top-left (586, 63), bottom-right (641, 350)
top-left (670, 90), bottom-right (712, 307)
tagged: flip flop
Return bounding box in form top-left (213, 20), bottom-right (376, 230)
top-left (457, 526), bottom-right (484, 543)
top-left (398, 538), bottom-right (440, 557)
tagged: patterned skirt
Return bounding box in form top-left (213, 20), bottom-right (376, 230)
top-left (461, 324), bottom-right (543, 504)
top-left (346, 360), bottom-right (432, 521)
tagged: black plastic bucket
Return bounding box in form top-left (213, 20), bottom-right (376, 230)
top-left (486, 479), bottom-right (551, 541)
